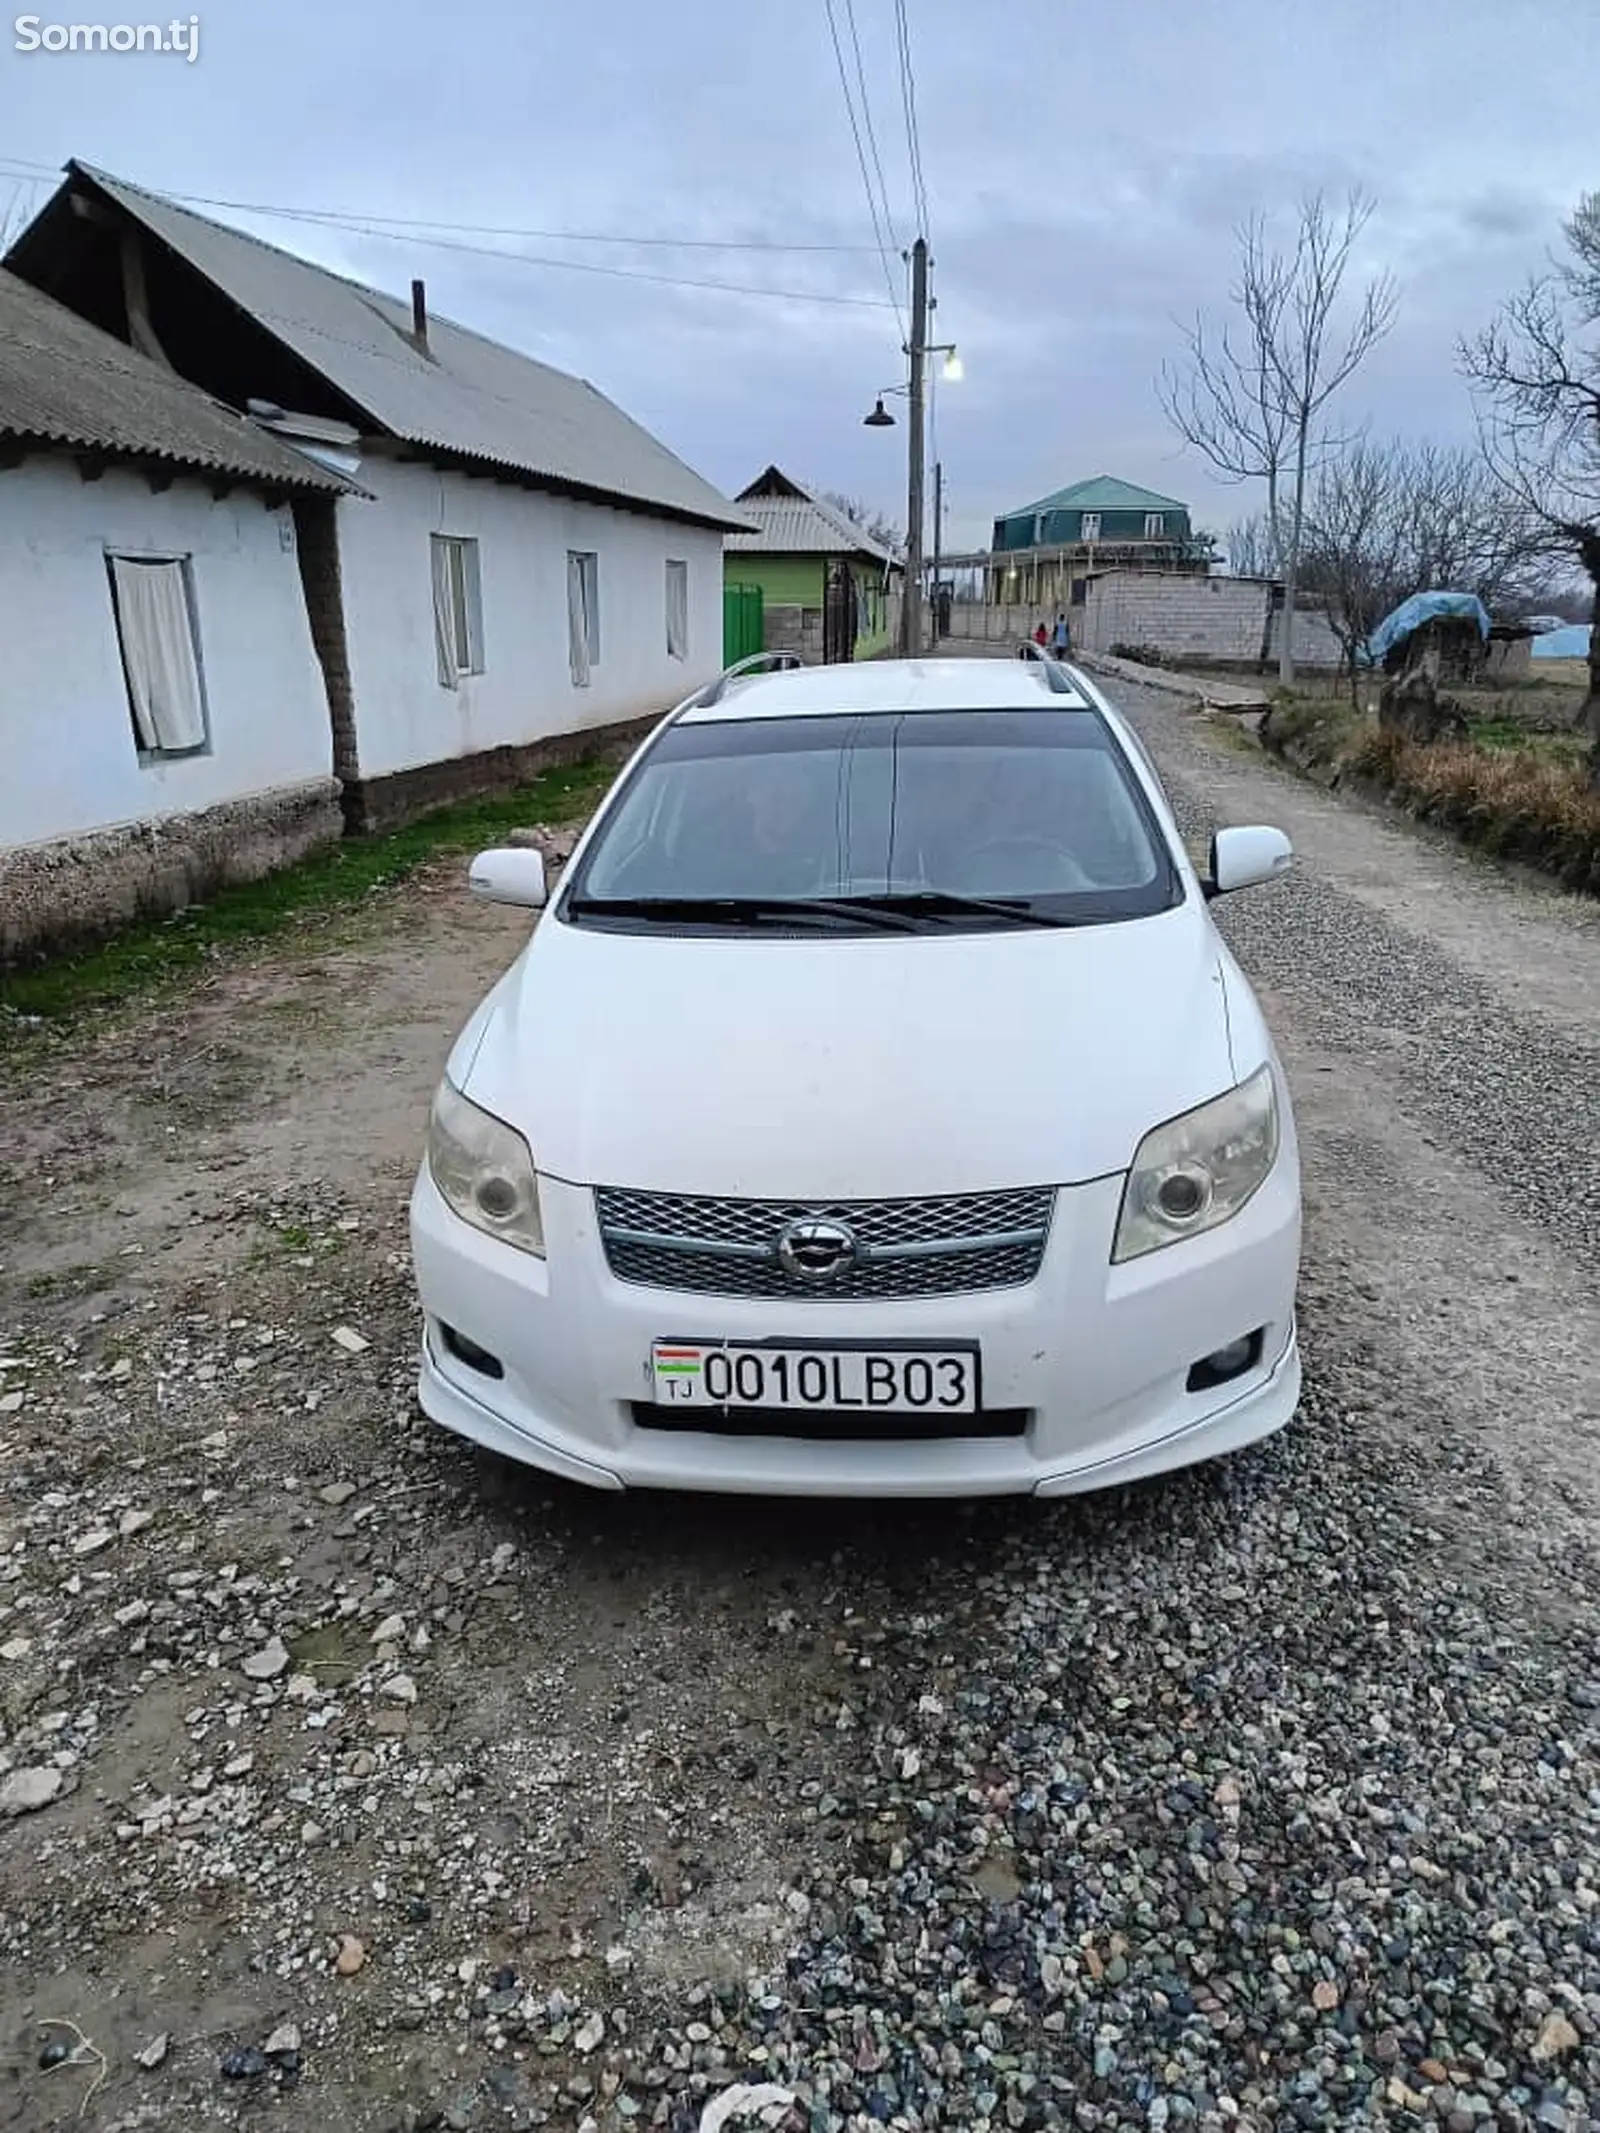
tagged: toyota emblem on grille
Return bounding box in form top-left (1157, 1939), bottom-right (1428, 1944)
top-left (775, 1217), bottom-right (859, 1285)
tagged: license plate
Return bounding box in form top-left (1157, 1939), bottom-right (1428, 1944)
top-left (651, 1339), bottom-right (979, 1415)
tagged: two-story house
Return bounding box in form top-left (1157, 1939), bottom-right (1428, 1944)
top-left (984, 476), bottom-right (1210, 610)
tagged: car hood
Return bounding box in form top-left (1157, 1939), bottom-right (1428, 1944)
top-left (457, 903), bottom-right (1239, 1198)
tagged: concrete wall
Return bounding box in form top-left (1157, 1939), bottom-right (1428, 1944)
top-left (1264, 602), bottom-right (1343, 670)
top-left (336, 459), bottom-right (725, 795)
top-left (0, 455), bottom-right (335, 852)
top-left (1081, 571), bottom-right (1270, 663)
top-left (943, 576), bottom-right (1342, 669)
top-left (2, 779), bottom-right (342, 962)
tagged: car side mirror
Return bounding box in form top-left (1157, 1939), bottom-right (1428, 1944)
top-left (467, 847), bottom-right (548, 909)
top-left (1206, 825), bottom-right (1293, 898)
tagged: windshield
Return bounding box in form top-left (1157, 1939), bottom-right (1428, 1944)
top-left (564, 708), bottom-right (1181, 932)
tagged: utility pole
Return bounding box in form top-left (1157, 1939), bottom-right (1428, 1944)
top-left (900, 235), bottom-right (928, 658)
top-left (931, 459), bottom-right (943, 641)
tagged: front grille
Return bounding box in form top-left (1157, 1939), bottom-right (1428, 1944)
top-left (632, 1401), bottom-right (1030, 1441)
top-left (595, 1185), bottom-right (1054, 1300)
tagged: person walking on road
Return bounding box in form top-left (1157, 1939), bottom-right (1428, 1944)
top-left (1033, 621), bottom-right (1049, 649)
top-left (1050, 611), bottom-right (1072, 659)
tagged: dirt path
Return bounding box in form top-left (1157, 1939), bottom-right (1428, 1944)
top-left (0, 686), bottom-right (1597, 2133)
top-left (1122, 691), bottom-right (1600, 1552)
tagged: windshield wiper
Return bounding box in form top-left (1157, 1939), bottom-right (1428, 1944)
top-left (564, 894), bottom-right (920, 932)
top-left (835, 891), bottom-right (1092, 929)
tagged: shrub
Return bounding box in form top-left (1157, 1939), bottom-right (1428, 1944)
top-left (1346, 728), bottom-right (1600, 894)
top-left (1258, 694), bottom-right (1600, 894)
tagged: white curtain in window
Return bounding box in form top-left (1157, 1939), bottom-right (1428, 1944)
top-left (665, 559), bottom-right (689, 660)
top-left (430, 535), bottom-right (459, 690)
top-left (111, 557), bottom-right (206, 752)
top-left (568, 551), bottom-right (592, 686)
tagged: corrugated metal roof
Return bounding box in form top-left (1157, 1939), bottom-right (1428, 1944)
top-left (1002, 474), bottom-right (1189, 519)
top-left (68, 164), bottom-right (751, 532)
top-left (0, 268), bottom-right (352, 493)
top-left (727, 469), bottom-right (899, 563)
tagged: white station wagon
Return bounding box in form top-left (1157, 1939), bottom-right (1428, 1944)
top-left (409, 653), bottom-right (1301, 1498)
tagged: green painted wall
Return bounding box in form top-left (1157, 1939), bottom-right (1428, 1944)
top-left (721, 552), bottom-right (894, 659)
top-left (726, 555), bottom-right (828, 608)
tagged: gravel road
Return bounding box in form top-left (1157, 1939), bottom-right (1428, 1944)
top-left (0, 677), bottom-right (1596, 2133)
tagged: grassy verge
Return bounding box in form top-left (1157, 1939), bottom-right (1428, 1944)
top-left (1, 755), bottom-right (618, 1030)
top-left (1259, 691), bottom-right (1600, 895)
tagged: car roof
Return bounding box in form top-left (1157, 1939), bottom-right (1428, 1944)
top-left (676, 656), bottom-right (1094, 724)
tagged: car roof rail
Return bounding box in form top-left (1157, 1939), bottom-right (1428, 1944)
top-left (1016, 640), bottom-right (1076, 695)
top-left (687, 649), bottom-right (806, 711)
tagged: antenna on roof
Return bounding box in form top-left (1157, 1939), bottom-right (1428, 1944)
top-left (411, 279), bottom-right (428, 350)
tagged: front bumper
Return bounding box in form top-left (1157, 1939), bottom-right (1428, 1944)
top-left (408, 1157), bottom-right (1301, 1499)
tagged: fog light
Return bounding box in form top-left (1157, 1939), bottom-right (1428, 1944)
top-left (1186, 1330), bottom-right (1264, 1393)
top-left (440, 1323), bottom-right (504, 1380)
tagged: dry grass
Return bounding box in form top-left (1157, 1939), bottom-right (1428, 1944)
top-left (1261, 692), bottom-right (1600, 895)
top-left (1351, 729), bottom-right (1600, 893)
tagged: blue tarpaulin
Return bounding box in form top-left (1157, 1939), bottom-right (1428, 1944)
top-left (1532, 622), bottom-right (1591, 660)
top-left (1367, 591), bottom-right (1491, 666)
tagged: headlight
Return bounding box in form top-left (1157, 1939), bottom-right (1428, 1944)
top-left (426, 1078), bottom-right (545, 1256)
top-left (1112, 1064), bottom-right (1278, 1264)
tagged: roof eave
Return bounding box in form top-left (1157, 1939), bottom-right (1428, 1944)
top-left (0, 420), bottom-right (359, 496)
top-left (380, 435), bottom-right (750, 529)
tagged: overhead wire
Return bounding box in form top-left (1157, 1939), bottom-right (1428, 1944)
top-left (892, 0), bottom-right (931, 240)
top-left (231, 219), bottom-right (901, 310)
top-left (842, 0), bottom-right (904, 259)
top-left (0, 154), bottom-right (898, 311)
top-left (821, 0), bottom-right (908, 337)
top-left (129, 195), bottom-right (886, 256)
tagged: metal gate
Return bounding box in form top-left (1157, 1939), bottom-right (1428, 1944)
top-left (723, 582), bottom-right (764, 667)
top-left (823, 561), bottom-right (858, 664)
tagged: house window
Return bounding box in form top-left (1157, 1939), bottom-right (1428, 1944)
top-left (1080, 512), bottom-right (1101, 541)
top-left (568, 551), bottom-right (600, 685)
top-left (107, 554), bottom-right (209, 758)
top-left (430, 534), bottom-right (484, 687)
top-left (1144, 513), bottom-right (1166, 538)
top-left (665, 558), bottom-right (689, 660)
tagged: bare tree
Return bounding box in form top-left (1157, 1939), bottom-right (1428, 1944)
top-left (821, 491), bottom-right (903, 554)
top-left (1297, 445), bottom-right (1411, 696)
top-left (1463, 193), bottom-right (1600, 777)
top-left (1161, 190), bottom-right (1399, 680)
top-left (1160, 217), bottom-right (1298, 568)
top-left (1297, 439), bottom-right (1540, 700)
top-left (1226, 512), bottom-right (1279, 578)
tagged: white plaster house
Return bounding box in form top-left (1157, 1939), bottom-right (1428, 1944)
top-left (0, 268), bottom-right (356, 960)
top-left (8, 163), bottom-right (752, 830)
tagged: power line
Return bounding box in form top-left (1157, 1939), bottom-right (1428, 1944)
top-left (821, 0), bottom-right (907, 335)
top-left (0, 155), bottom-right (885, 256)
top-left (152, 194), bottom-right (885, 256)
top-left (842, 0), bottom-right (904, 257)
top-left (256, 218), bottom-right (902, 310)
top-left (0, 156), bottom-right (898, 312)
top-left (892, 0), bottom-right (931, 239)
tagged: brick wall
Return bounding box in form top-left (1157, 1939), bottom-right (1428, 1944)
top-left (1265, 603), bottom-right (1343, 670)
top-left (764, 602), bottom-right (825, 662)
top-left (1081, 572), bottom-right (1271, 662)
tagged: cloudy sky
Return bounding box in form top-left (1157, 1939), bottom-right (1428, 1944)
top-left (1, 0), bottom-right (1595, 551)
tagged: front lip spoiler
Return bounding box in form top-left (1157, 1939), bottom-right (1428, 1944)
top-left (1030, 1319), bottom-right (1298, 1496)
top-left (420, 1320), bottom-right (1298, 1499)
